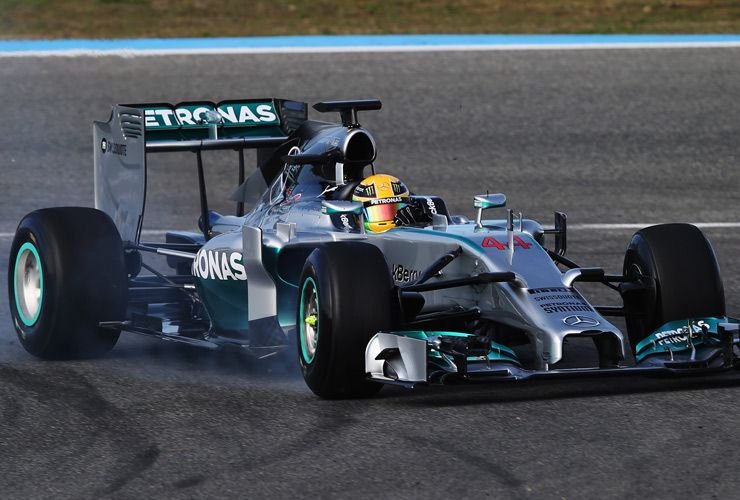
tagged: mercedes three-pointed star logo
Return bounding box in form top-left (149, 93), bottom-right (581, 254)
top-left (563, 315), bottom-right (600, 327)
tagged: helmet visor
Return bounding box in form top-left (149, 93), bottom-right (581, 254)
top-left (364, 202), bottom-right (405, 223)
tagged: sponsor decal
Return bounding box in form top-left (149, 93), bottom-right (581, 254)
top-left (100, 138), bottom-right (127, 156)
top-left (370, 196), bottom-right (403, 205)
top-left (330, 212), bottom-right (355, 231)
top-left (482, 236), bottom-right (532, 250)
top-left (529, 288), bottom-right (595, 314)
top-left (532, 294), bottom-right (579, 302)
top-left (110, 142), bottom-right (127, 156)
top-left (391, 181), bottom-right (407, 196)
top-left (192, 249), bottom-right (247, 281)
top-left (319, 136), bottom-right (341, 147)
top-left (652, 320), bottom-right (708, 346)
top-left (354, 183), bottom-right (376, 198)
top-left (392, 264), bottom-right (420, 283)
top-left (425, 197), bottom-right (438, 215)
top-left (144, 102), bottom-right (278, 129)
top-left (542, 303), bottom-right (594, 314)
top-left (528, 287), bottom-right (570, 294)
top-left (563, 315), bottom-right (600, 327)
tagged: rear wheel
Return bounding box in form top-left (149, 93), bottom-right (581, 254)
top-left (621, 223), bottom-right (725, 350)
top-left (8, 207), bottom-right (127, 359)
top-left (297, 242), bottom-right (396, 398)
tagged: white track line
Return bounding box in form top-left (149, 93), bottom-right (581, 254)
top-left (1, 223), bottom-right (739, 239)
top-left (0, 229), bottom-right (172, 239)
top-left (3, 42), bottom-right (740, 58)
top-left (568, 222), bottom-right (740, 230)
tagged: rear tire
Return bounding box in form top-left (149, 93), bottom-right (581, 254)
top-left (621, 223), bottom-right (725, 350)
top-left (8, 207), bottom-right (127, 359)
top-left (296, 242), bottom-right (396, 398)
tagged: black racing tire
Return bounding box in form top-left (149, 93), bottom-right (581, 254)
top-left (296, 242), bottom-right (396, 398)
top-left (621, 223), bottom-right (725, 350)
top-left (8, 207), bottom-right (127, 359)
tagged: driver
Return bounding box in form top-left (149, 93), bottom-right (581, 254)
top-left (352, 174), bottom-right (433, 232)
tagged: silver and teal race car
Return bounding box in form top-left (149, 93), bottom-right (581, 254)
top-left (8, 98), bottom-right (739, 398)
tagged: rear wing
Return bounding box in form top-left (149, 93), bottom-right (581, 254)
top-left (94, 99), bottom-right (306, 243)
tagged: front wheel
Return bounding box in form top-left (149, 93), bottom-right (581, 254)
top-left (621, 223), bottom-right (725, 350)
top-left (296, 242), bottom-right (396, 398)
top-left (8, 207), bottom-right (128, 359)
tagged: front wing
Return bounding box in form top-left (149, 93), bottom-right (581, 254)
top-left (365, 320), bottom-right (740, 387)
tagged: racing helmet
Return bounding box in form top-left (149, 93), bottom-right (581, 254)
top-left (352, 174), bottom-right (410, 232)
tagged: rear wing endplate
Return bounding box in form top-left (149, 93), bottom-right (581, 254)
top-left (94, 99), bottom-right (306, 243)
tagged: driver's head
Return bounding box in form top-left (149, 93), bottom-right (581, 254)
top-left (352, 174), bottom-right (409, 233)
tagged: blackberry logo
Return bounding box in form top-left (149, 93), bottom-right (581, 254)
top-left (392, 264), bottom-right (420, 283)
top-left (425, 197), bottom-right (438, 214)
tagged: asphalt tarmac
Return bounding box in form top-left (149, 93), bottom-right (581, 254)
top-left (1, 49), bottom-right (739, 499)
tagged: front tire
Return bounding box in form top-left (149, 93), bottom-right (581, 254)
top-left (8, 207), bottom-right (127, 359)
top-left (296, 242), bottom-right (396, 398)
top-left (621, 223), bottom-right (725, 350)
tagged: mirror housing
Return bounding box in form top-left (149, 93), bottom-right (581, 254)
top-left (321, 200), bottom-right (363, 216)
top-left (473, 193), bottom-right (507, 227)
top-left (321, 200), bottom-right (365, 234)
top-left (474, 193), bottom-right (507, 210)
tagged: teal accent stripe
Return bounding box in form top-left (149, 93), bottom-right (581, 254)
top-left (391, 330), bottom-right (521, 365)
top-left (13, 242), bottom-right (43, 327)
top-left (299, 277), bottom-right (318, 364)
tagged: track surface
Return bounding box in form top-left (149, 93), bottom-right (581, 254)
top-left (1, 50), bottom-right (739, 498)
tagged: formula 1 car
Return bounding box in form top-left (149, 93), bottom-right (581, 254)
top-left (8, 98), bottom-right (739, 398)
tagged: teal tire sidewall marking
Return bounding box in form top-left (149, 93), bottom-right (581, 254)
top-left (13, 241), bottom-right (44, 327)
top-left (299, 277), bottom-right (319, 364)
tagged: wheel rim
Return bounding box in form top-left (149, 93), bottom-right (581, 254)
top-left (14, 242), bottom-right (43, 327)
top-left (299, 277), bottom-right (319, 364)
top-left (626, 261), bottom-right (643, 279)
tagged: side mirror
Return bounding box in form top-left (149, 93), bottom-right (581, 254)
top-left (321, 200), bottom-right (365, 234)
top-left (473, 193), bottom-right (506, 227)
top-left (321, 200), bottom-right (363, 215)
